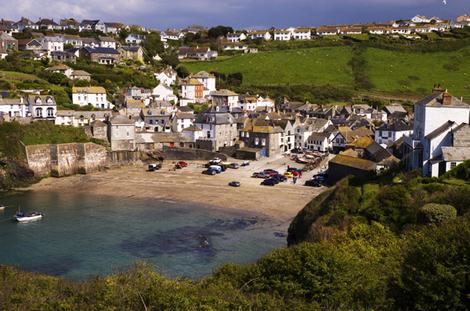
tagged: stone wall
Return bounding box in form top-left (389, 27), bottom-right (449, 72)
top-left (161, 146), bottom-right (228, 161)
top-left (25, 143), bottom-right (140, 178)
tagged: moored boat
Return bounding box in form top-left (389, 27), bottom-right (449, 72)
top-left (0, 205), bottom-right (5, 211)
top-left (14, 211), bottom-right (44, 223)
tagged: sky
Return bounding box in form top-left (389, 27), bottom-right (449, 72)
top-left (0, 0), bottom-right (469, 29)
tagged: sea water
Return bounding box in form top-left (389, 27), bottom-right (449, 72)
top-left (0, 191), bottom-right (287, 280)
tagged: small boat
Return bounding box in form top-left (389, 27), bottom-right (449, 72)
top-left (0, 205), bottom-right (5, 211)
top-left (14, 211), bottom-right (44, 223)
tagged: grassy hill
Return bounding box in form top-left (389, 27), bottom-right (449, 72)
top-left (183, 45), bottom-right (470, 101)
top-left (184, 46), bottom-right (354, 87)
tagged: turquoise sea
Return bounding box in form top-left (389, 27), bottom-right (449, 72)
top-left (0, 191), bottom-right (287, 280)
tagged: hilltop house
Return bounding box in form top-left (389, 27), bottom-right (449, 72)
top-left (273, 28), bottom-right (293, 41)
top-left (178, 46), bottom-right (218, 60)
top-left (119, 45), bottom-right (144, 63)
top-left (99, 36), bottom-right (117, 49)
top-left (69, 70), bottom-right (91, 81)
top-left (45, 64), bottom-right (73, 77)
top-left (80, 47), bottom-right (120, 65)
top-left (39, 36), bottom-right (64, 56)
top-left (404, 90), bottom-right (470, 177)
top-left (125, 34), bottom-right (145, 45)
top-left (0, 32), bottom-right (17, 51)
top-left (292, 28), bottom-right (312, 40)
top-left (249, 30), bottom-right (272, 41)
top-left (226, 32), bottom-right (247, 42)
top-left (192, 71), bottom-right (216, 92)
top-left (72, 86), bottom-right (113, 109)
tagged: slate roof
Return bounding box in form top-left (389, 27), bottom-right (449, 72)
top-left (110, 115), bottom-right (134, 125)
top-left (329, 155), bottom-right (376, 171)
top-left (82, 46), bottom-right (120, 55)
top-left (425, 121), bottom-right (455, 140)
top-left (377, 120), bottom-right (413, 132)
top-left (416, 92), bottom-right (469, 108)
top-left (195, 107), bottom-right (234, 125)
top-left (365, 142), bottom-right (394, 163)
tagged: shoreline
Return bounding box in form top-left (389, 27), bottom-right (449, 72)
top-left (21, 160), bottom-right (325, 222)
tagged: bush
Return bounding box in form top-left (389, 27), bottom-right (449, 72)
top-left (418, 203), bottom-right (457, 224)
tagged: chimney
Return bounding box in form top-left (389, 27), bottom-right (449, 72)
top-left (442, 90), bottom-right (452, 106)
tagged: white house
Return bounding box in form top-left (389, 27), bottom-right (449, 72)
top-left (26, 95), bottom-right (57, 120)
top-left (173, 112), bottom-right (195, 132)
top-left (238, 95), bottom-right (275, 112)
top-left (0, 97), bottom-right (27, 119)
top-left (226, 32), bottom-right (247, 42)
top-left (99, 36), bottom-right (117, 49)
top-left (154, 67), bottom-right (177, 86)
top-left (192, 71), bottom-right (217, 92)
top-left (152, 83), bottom-right (178, 103)
top-left (292, 28), bottom-right (311, 40)
top-left (411, 15), bottom-right (431, 23)
top-left (39, 36), bottom-right (64, 56)
top-left (404, 91), bottom-right (470, 176)
top-left (125, 34), bottom-right (145, 45)
top-left (306, 132), bottom-right (329, 152)
top-left (180, 78), bottom-right (205, 104)
top-left (375, 120), bottom-right (413, 146)
top-left (45, 64), bottom-right (73, 78)
top-left (273, 29), bottom-right (293, 41)
top-left (250, 30), bottom-right (272, 41)
top-left (210, 90), bottom-right (239, 110)
top-left (72, 86), bottom-right (113, 109)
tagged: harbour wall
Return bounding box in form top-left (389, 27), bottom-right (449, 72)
top-left (25, 143), bottom-right (141, 177)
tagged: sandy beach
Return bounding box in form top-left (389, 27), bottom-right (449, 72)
top-left (25, 157), bottom-right (326, 222)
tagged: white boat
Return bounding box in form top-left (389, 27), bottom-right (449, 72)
top-left (15, 211), bottom-right (44, 223)
top-left (0, 205), bottom-right (5, 211)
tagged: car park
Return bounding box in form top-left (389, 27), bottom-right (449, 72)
top-left (228, 181), bottom-right (241, 187)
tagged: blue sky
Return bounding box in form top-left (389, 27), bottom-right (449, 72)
top-left (1, 0), bottom-right (469, 29)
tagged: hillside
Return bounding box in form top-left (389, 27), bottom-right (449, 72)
top-left (183, 45), bottom-right (470, 101)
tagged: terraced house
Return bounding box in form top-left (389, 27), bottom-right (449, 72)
top-left (72, 86), bottom-right (112, 109)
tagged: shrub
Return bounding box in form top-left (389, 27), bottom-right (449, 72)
top-left (418, 203), bottom-right (457, 224)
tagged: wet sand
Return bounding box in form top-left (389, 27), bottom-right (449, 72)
top-left (25, 159), bottom-right (325, 222)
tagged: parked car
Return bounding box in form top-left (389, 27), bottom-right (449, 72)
top-left (264, 169), bottom-right (279, 175)
top-left (147, 163), bottom-right (162, 171)
top-left (229, 163), bottom-right (240, 169)
top-left (208, 158), bottom-right (222, 165)
top-left (305, 179), bottom-right (322, 187)
top-left (284, 171), bottom-right (294, 178)
top-left (203, 169), bottom-right (217, 175)
top-left (272, 174), bottom-right (287, 182)
top-left (287, 167), bottom-right (301, 173)
top-left (261, 179), bottom-right (277, 186)
top-left (228, 181), bottom-right (241, 187)
top-left (252, 172), bottom-right (270, 179)
top-left (241, 161), bottom-right (250, 167)
top-left (177, 161), bottom-right (188, 167)
top-left (209, 165), bottom-right (223, 173)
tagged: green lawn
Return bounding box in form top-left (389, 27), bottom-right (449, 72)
top-left (184, 46), bottom-right (354, 87)
top-left (0, 70), bottom-right (41, 81)
top-left (365, 47), bottom-right (470, 100)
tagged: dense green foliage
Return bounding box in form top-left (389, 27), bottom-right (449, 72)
top-left (418, 203), bottom-right (457, 224)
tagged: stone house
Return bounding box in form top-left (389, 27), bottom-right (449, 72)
top-left (119, 46), bottom-right (144, 63)
top-left (194, 106), bottom-right (238, 151)
top-left (80, 47), bottom-right (120, 65)
top-left (108, 115), bottom-right (136, 151)
top-left (240, 119), bottom-right (283, 157)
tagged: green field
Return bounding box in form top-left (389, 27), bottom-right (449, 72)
top-left (183, 46), bottom-right (470, 100)
top-left (184, 47), bottom-right (354, 87)
top-left (365, 47), bottom-right (470, 98)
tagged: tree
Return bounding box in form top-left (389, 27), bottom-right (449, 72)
top-left (208, 25), bottom-right (234, 39)
top-left (418, 203), bottom-right (457, 224)
top-left (176, 66), bottom-right (189, 78)
top-left (142, 32), bottom-right (164, 61)
top-left (161, 53), bottom-right (179, 68)
top-left (392, 219), bottom-right (470, 310)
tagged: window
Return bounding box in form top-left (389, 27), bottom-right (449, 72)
top-left (35, 108), bottom-right (42, 117)
top-left (47, 108), bottom-right (54, 117)
top-left (261, 138), bottom-right (266, 146)
top-left (451, 162), bottom-right (457, 169)
top-left (255, 138), bottom-right (259, 145)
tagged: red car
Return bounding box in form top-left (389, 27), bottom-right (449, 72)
top-left (175, 161), bottom-right (188, 169)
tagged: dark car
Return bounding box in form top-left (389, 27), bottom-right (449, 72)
top-left (261, 179), bottom-right (277, 186)
top-left (147, 163), bottom-right (162, 171)
top-left (241, 161), bottom-right (250, 167)
top-left (203, 169), bottom-right (217, 175)
top-left (229, 181), bottom-right (241, 187)
top-left (272, 174), bottom-right (287, 182)
top-left (229, 163), bottom-right (240, 169)
top-left (305, 179), bottom-right (322, 187)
